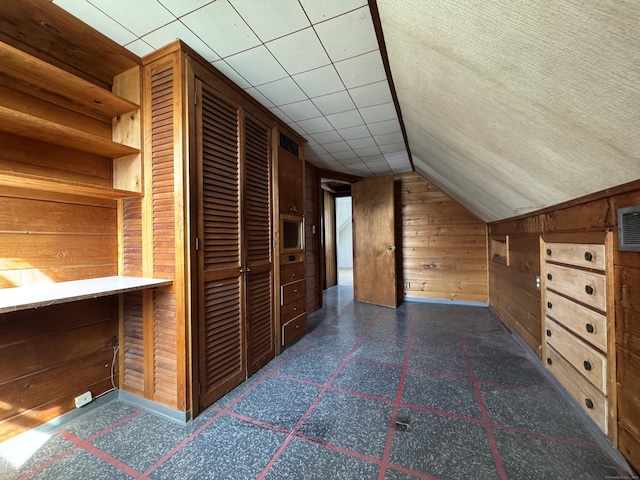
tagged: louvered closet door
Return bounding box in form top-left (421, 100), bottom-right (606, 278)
top-left (244, 116), bottom-right (274, 375)
top-left (196, 80), bottom-right (245, 407)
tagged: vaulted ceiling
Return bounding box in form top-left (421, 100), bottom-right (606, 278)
top-left (47, 0), bottom-right (640, 222)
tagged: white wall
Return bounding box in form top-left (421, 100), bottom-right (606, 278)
top-left (336, 197), bottom-right (353, 268)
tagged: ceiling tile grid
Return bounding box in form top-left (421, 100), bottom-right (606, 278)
top-left (51, 0), bottom-right (413, 176)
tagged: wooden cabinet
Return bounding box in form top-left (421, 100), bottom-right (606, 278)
top-left (541, 235), bottom-right (616, 440)
top-left (278, 147), bottom-right (304, 215)
top-left (280, 263), bottom-right (307, 345)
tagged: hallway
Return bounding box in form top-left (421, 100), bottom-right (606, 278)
top-left (1, 286), bottom-right (630, 479)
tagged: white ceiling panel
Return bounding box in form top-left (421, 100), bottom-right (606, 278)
top-left (368, 119), bottom-right (401, 136)
top-left (244, 88), bottom-right (275, 108)
top-left (256, 77), bottom-right (307, 105)
top-left (323, 141), bottom-right (351, 153)
top-left (299, 0), bottom-right (367, 24)
top-left (325, 110), bottom-right (364, 130)
top-left (278, 100), bottom-right (322, 122)
top-left (211, 60), bottom-right (251, 89)
top-left (374, 132), bottom-right (404, 145)
top-left (314, 7), bottom-right (378, 63)
top-left (142, 21), bottom-right (219, 62)
top-left (311, 91), bottom-right (356, 116)
top-left (347, 136), bottom-right (377, 150)
top-left (354, 146), bottom-right (382, 157)
top-left (311, 131), bottom-right (343, 144)
top-left (226, 45), bottom-right (287, 85)
top-left (229, 0), bottom-right (309, 42)
top-left (349, 81), bottom-right (393, 108)
top-left (331, 150), bottom-right (358, 160)
top-left (157, 0), bottom-right (213, 17)
top-left (335, 51), bottom-right (386, 88)
top-left (267, 28), bottom-right (331, 75)
top-left (378, 143), bottom-right (405, 154)
top-left (296, 117), bottom-right (333, 134)
top-left (359, 102), bottom-right (397, 123)
top-left (125, 39), bottom-right (155, 57)
top-left (292, 66), bottom-right (345, 98)
top-left (86, 0), bottom-right (174, 36)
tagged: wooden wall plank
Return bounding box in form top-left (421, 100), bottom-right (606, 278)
top-left (305, 161), bottom-right (321, 313)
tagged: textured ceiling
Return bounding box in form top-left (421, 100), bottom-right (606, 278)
top-left (51, 0), bottom-right (412, 178)
top-left (377, 0), bottom-right (640, 222)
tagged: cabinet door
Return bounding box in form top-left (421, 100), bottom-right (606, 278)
top-left (278, 147), bottom-right (303, 215)
top-left (196, 80), bottom-right (245, 408)
top-left (244, 115), bottom-right (275, 376)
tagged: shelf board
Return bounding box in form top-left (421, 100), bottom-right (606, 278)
top-left (0, 107), bottom-right (139, 158)
top-left (0, 42), bottom-right (139, 118)
top-left (0, 276), bottom-right (172, 314)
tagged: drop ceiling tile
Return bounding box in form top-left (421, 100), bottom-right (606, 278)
top-left (158, 0), bottom-right (213, 17)
top-left (296, 117), bottom-right (333, 134)
top-left (279, 100), bottom-right (322, 121)
top-left (361, 154), bottom-right (386, 163)
top-left (181, 1), bottom-right (259, 57)
top-left (256, 77), bottom-right (307, 106)
top-left (315, 7), bottom-right (378, 62)
top-left (125, 39), bottom-right (155, 57)
top-left (349, 81), bottom-right (393, 108)
top-left (326, 110), bottom-right (364, 130)
top-left (341, 157), bottom-right (364, 166)
top-left (226, 45), bottom-right (287, 85)
top-left (86, 0), bottom-right (174, 36)
top-left (54, 0), bottom-right (137, 45)
top-left (347, 136), bottom-right (376, 150)
top-left (311, 91), bottom-right (355, 116)
top-left (268, 107), bottom-right (293, 124)
top-left (371, 165), bottom-right (393, 175)
top-left (335, 51), bottom-right (386, 89)
top-left (244, 88), bottom-right (275, 108)
top-left (367, 119), bottom-right (401, 136)
top-left (267, 28), bottom-right (330, 75)
top-left (299, 0), bottom-right (367, 24)
top-left (374, 131), bottom-right (404, 145)
top-left (323, 141), bottom-right (351, 153)
top-left (359, 102), bottom-right (397, 123)
top-left (331, 150), bottom-right (358, 160)
top-left (337, 125), bottom-right (370, 140)
top-left (379, 142), bottom-right (405, 154)
top-left (307, 144), bottom-right (328, 156)
top-left (315, 153), bottom-right (337, 163)
top-left (229, 0), bottom-right (309, 42)
top-left (354, 146), bottom-right (381, 156)
top-left (383, 151), bottom-right (410, 165)
top-left (293, 66), bottom-right (344, 98)
top-left (141, 21), bottom-right (220, 61)
top-left (211, 60), bottom-right (251, 89)
top-left (311, 131), bottom-right (343, 144)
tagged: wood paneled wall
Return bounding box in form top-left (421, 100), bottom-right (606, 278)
top-left (488, 183), bottom-right (640, 471)
top-left (305, 161), bottom-right (321, 313)
top-left (395, 173), bottom-right (488, 303)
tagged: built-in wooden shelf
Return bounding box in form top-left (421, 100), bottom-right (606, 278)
top-left (0, 42), bottom-right (139, 118)
top-left (0, 107), bottom-right (139, 158)
top-left (0, 276), bottom-right (172, 314)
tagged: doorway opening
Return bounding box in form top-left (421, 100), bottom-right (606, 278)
top-left (336, 196), bottom-right (353, 286)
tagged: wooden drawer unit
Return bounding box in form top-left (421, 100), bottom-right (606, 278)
top-left (546, 347), bottom-right (608, 434)
top-left (282, 313), bottom-right (307, 345)
top-left (545, 263), bottom-right (606, 311)
top-left (279, 261), bottom-right (307, 347)
top-left (282, 280), bottom-right (306, 305)
top-left (281, 297), bottom-right (306, 323)
top-left (545, 318), bottom-right (607, 393)
top-left (545, 290), bottom-right (607, 351)
top-left (541, 235), bottom-right (615, 441)
top-left (281, 262), bottom-right (305, 285)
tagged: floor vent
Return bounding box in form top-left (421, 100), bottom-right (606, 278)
top-left (618, 206), bottom-right (640, 252)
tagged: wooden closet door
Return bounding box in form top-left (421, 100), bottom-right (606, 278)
top-left (243, 116), bottom-right (274, 375)
top-left (196, 80), bottom-right (245, 407)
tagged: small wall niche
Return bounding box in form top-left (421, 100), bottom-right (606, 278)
top-left (490, 234), bottom-right (510, 266)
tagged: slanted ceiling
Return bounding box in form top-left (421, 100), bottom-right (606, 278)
top-left (378, 0), bottom-right (640, 222)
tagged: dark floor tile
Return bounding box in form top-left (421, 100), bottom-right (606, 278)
top-left (150, 415), bottom-right (286, 480)
top-left (90, 410), bottom-right (197, 472)
top-left (29, 448), bottom-right (132, 480)
top-left (462, 332), bottom-right (525, 356)
top-left (298, 390), bottom-right (394, 459)
top-left (275, 351), bottom-right (343, 385)
top-left (230, 376), bottom-right (322, 431)
top-left (408, 347), bottom-right (470, 376)
top-left (0, 433), bottom-right (74, 479)
top-left (470, 350), bottom-right (547, 388)
top-left (365, 322), bottom-right (411, 344)
top-left (410, 329), bottom-right (462, 352)
top-left (352, 340), bottom-right (407, 366)
top-left (481, 384), bottom-right (595, 443)
top-left (264, 437), bottom-right (379, 479)
top-left (495, 428), bottom-right (621, 480)
top-left (389, 406), bottom-right (498, 480)
top-left (332, 360), bottom-right (402, 400)
top-left (212, 370), bottom-right (267, 409)
top-left (302, 334), bottom-right (360, 356)
top-left (63, 401), bottom-right (139, 440)
top-left (401, 370), bottom-right (481, 419)
top-left (384, 469), bottom-right (424, 480)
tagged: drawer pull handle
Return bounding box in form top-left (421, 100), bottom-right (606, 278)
top-left (546, 358), bottom-right (553, 365)
top-left (584, 251), bottom-right (593, 261)
top-left (294, 289), bottom-right (298, 293)
top-left (547, 302), bottom-right (552, 309)
top-left (547, 273), bottom-right (553, 281)
top-left (293, 307), bottom-right (297, 311)
top-left (585, 285), bottom-right (594, 295)
top-left (546, 248), bottom-right (552, 256)
top-left (292, 273), bottom-right (296, 277)
top-left (585, 398), bottom-right (594, 409)
top-left (546, 329), bottom-right (551, 337)
top-left (583, 360), bottom-right (592, 371)
top-left (585, 323), bottom-right (595, 334)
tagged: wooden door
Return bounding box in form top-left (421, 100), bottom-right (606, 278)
top-left (352, 175), bottom-right (397, 307)
top-left (323, 190), bottom-right (337, 288)
top-left (243, 115), bottom-right (274, 376)
top-left (196, 80), bottom-right (245, 407)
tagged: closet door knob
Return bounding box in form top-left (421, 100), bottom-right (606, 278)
top-left (583, 360), bottom-right (592, 371)
top-left (546, 358), bottom-right (553, 365)
top-left (547, 273), bottom-right (553, 281)
top-left (584, 251), bottom-right (593, 261)
top-left (585, 285), bottom-right (594, 295)
top-left (547, 302), bottom-right (552, 309)
top-left (546, 329), bottom-right (551, 337)
top-left (546, 248), bottom-right (552, 256)
top-left (585, 323), bottom-right (594, 333)
top-left (585, 398), bottom-right (594, 409)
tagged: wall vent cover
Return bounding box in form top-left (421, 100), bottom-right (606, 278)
top-left (618, 205), bottom-right (640, 252)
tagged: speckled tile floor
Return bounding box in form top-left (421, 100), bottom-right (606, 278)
top-left (1, 286), bottom-right (636, 480)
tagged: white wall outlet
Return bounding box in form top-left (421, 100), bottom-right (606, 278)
top-left (75, 391), bottom-right (92, 408)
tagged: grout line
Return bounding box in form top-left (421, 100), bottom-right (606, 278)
top-left (456, 321), bottom-right (508, 480)
top-left (18, 446), bottom-right (80, 480)
top-left (490, 423), bottom-right (601, 450)
top-left (386, 463), bottom-right (440, 480)
top-left (84, 410), bottom-right (143, 443)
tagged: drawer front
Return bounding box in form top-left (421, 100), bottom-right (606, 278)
top-left (546, 347), bottom-right (608, 434)
top-left (282, 280), bottom-right (306, 306)
top-left (545, 318), bottom-right (607, 393)
top-left (545, 264), bottom-right (606, 311)
top-left (282, 313), bottom-right (306, 345)
top-left (545, 290), bottom-right (607, 351)
top-left (281, 297), bottom-right (306, 323)
top-left (544, 243), bottom-right (605, 270)
top-left (280, 263), bottom-right (305, 285)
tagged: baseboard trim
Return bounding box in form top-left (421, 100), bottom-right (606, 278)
top-left (118, 390), bottom-right (190, 424)
top-left (404, 297), bottom-right (489, 307)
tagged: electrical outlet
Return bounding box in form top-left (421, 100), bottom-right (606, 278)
top-left (405, 282), bottom-right (411, 289)
top-left (75, 391), bottom-right (92, 408)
